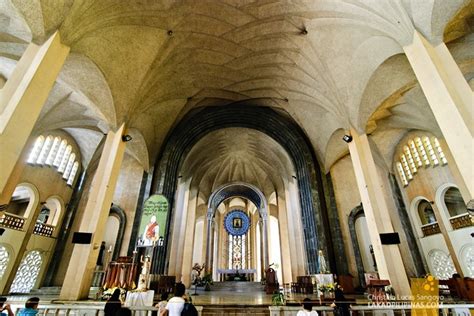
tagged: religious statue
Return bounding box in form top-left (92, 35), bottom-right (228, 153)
top-left (137, 255), bottom-right (151, 291)
top-left (142, 215), bottom-right (159, 246)
top-left (318, 249), bottom-right (330, 273)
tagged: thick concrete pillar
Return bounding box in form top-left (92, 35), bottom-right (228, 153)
top-left (0, 32), bottom-right (69, 200)
top-left (430, 203), bottom-right (464, 277)
top-left (60, 124), bottom-right (126, 300)
top-left (277, 194), bottom-right (293, 284)
top-left (348, 130), bottom-right (410, 295)
top-left (403, 31), bottom-right (473, 202)
top-left (181, 188), bottom-right (198, 287)
top-left (205, 208), bottom-right (213, 274)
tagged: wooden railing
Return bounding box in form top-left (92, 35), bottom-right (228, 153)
top-left (421, 222), bottom-right (441, 236)
top-left (450, 213), bottom-right (473, 230)
top-left (0, 212), bottom-right (25, 230)
top-left (33, 221), bottom-right (55, 237)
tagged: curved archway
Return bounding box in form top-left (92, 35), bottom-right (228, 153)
top-left (205, 182), bottom-right (269, 274)
top-left (109, 204), bottom-right (127, 261)
top-left (348, 205), bottom-right (366, 288)
top-left (151, 105), bottom-right (330, 274)
top-left (435, 183), bottom-right (462, 231)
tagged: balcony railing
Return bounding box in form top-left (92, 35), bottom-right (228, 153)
top-left (450, 213), bottom-right (473, 230)
top-left (0, 212), bottom-right (25, 230)
top-left (421, 222), bottom-right (441, 236)
top-left (33, 221), bottom-right (55, 237)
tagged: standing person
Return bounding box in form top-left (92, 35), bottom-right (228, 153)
top-left (18, 297), bottom-right (40, 316)
top-left (0, 297), bottom-right (13, 316)
top-left (331, 286), bottom-right (351, 316)
top-left (161, 283), bottom-right (186, 316)
top-left (155, 293), bottom-right (169, 316)
top-left (104, 289), bottom-right (122, 316)
top-left (297, 298), bottom-right (318, 316)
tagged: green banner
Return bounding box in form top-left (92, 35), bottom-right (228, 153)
top-left (138, 194), bottom-right (168, 246)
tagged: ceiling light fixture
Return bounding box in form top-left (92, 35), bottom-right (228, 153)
top-left (122, 135), bottom-right (132, 142)
top-left (342, 135), bottom-right (352, 143)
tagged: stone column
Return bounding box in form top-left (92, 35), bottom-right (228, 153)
top-left (180, 189), bottom-right (198, 287)
top-left (0, 31), bottom-right (69, 201)
top-left (59, 124), bottom-right (126, 300)
top-left (403, 31), bottom-right (473, 202)
top-left (261, 213), bottom-right (269, 273)
top-left (348, 130), bottom-right (411, 295)
top-left (205, 208), bottom-right (213, 274)
top-left (277, 194), bottom-right (293, 284)
top-left (430, 203), bottom-right (464, 277)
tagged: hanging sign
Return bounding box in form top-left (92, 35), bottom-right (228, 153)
top-left (138, 194), bottom-right (168, 247)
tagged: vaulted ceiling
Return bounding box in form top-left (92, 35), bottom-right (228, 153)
top-left (0, 0), bottom-right (472, 172)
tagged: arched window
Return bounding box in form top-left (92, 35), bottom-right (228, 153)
top-left (36, 135), bottom-right (53, 164)
top-left (461, 245), bottom-right (474, 278)
top-left (67, 162), bottom-right (80, 186)
top-left (27, 136), bottom-right (44, 164)
top-left (418, 200), bottom-right (436, 225)
top-left (10, 250), bottom-right (43, 293)
top-left (58, 145), bottom-right (72, 173)
top-left (428, 250), bottom-right (456, 280)
top-left (62, 153), bottom-right (76, 179)
top-left (444, 187), bottom-right (467, 218)
top-left (0, 246), bottom-right (9, 279)
top-left (397, 135), bottom-right (448, 186)
top-left (45, 137), bottom-right (61, 166)
top-left (53, 140), bottom-right (67, 167)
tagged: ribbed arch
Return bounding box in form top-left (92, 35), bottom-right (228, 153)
top-left (151, 105), bottom-right (331, 274)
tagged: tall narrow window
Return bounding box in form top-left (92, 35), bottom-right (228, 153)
top-left (36, 136), bottom-right (53, 164)
top-left (45, 137), bottom-right (61, 166)
top-left (423, 137), bottom-right (439, 166)
top-left (404, 146), bottom-right (417, 174)
top-left (415, 137), bottom-right (430, 167)
top-left (53, 140), bottom-right (67, 168)
top-left (67, 162), bottom-right (79, 186)
top-left (409, 140), bottom-right (423, 167)
top-left (432, 138), bottom-right (448, 165)
top-left (63, 154), bottom-right (76, 179)
top-left (58, 145), bottom-right (72, 173)
top-left (400, 154), bottom-right (413, 180)
top-left (27, 136), bottom-right (45, 164)
top-left (396, 162), bottom-right (408, 186)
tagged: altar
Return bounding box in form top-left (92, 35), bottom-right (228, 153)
top-left (217, 268), bottom-right (257, 281)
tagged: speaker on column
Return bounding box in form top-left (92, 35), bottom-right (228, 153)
top-left (380, 232), bottom-right (400, 245)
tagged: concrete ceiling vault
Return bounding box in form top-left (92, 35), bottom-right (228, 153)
top-left (0, 0), bottom-right (472, 172)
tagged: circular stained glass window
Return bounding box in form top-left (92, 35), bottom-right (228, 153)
top-left (224, 210), bottom-right (250, 236)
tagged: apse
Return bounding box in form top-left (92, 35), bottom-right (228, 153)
top-left (166, 128), bottom-right (308, 285)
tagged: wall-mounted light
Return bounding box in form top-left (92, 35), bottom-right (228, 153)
top-left (122, 135), bottom-right (132, 142)
top-left (342, 135), bottom-right (352, 143)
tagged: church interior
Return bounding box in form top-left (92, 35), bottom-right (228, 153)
top-left (0, 0), bottom-right (473, 314)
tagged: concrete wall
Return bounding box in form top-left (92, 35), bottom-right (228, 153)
top-left (0, 132), bottom-right (76, 293)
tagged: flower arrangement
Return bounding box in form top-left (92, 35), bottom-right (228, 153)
top-left (318, 282), bottom-right (336, 293)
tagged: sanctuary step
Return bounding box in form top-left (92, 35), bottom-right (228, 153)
top-left (210, 281), bottom-right (264, 293)
top-left (201, 305), bottom-right (268, 316)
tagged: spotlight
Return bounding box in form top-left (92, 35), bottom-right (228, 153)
top-left (122, 135), bottom-right (132, 142)
top-left (342, 135), bottom-right (352, 143)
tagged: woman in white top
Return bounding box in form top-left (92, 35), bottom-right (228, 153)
top-left (296, 298), bottom-right (319, 316)
top-left (161, 283), bottom-right (186, 316)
